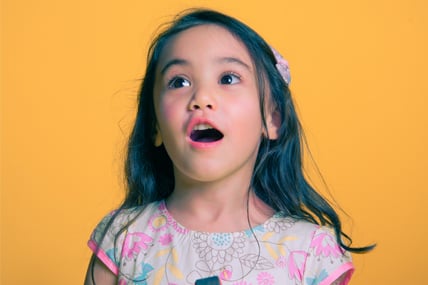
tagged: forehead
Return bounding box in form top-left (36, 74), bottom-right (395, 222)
top-left (157, 24), bottom-right (253, 68)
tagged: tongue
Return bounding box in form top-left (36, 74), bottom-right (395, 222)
top-left (191, 129), bottom-right (224, 142)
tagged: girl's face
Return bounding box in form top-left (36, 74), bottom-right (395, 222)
top-left (153, 24), bottom-right (278, 188)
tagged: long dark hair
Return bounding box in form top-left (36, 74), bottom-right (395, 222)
top-left (120, 8), bottom-right (373, 252)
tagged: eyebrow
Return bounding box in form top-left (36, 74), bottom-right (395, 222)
top-left (160, 56), bottom-right (251, 75)
top-left (160, 58), bottom-right (189, 75)
top-left (216, 57), bottom-right (251, 71)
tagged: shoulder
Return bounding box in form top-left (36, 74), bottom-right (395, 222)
top-left (309, 226), bottom-right (347, 258)
top-left (89, 200), bottom-right (162, 247)
top-left (87, 201), bottom-right (163, 275)
top-left (262, 216), bottom-right (354, 285)
top-left (265, 215), bottom-right (346, 248)
top-left (263, 214), bottom-right (321, 243)
top-left (303, 225), bottom-right (354, 285)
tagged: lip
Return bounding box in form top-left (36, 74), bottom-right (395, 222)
top-left (186, 117), bottom-right (224, 148)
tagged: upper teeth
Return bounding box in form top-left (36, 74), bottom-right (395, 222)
top-left (193, 124), bottom-right (213, 131)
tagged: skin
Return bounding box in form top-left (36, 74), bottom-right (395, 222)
top-left (84, 256), bottom-right (116, 285)
top-left (153, 24), bottom-right (278, 232)
top-left (84, 24), bottom-right (279, 284)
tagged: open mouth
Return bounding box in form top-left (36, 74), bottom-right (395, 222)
top-left (190, 124), bottom-right (224, 142)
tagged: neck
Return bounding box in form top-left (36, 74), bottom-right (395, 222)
top-left (166, 182), bottom-right (274, 232)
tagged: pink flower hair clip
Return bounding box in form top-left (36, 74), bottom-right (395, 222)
top-left (271, 47), bottom-right (291, 85)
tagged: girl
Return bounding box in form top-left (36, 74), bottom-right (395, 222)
top-left (84, 8), bottom-right (373, 285)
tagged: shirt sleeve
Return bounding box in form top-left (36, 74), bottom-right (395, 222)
top-left (87, 210), bottom-right (126, 276)
top-left (303, 227), bottom-right (354, 285)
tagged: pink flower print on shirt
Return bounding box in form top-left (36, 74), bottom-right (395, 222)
top-left (157, 201), bottom-right (189, 235)
top-left (257, 271), bottom-right (275, 285)
top-left (159, 233), bottom-right (173, 246)
top-left (220, 268), bottom-right (232, 281)
top-left (287, 250), bottom-right (307, 281)
top-left (122, 232), bottom-right (153, 259)
top-left (275, 256), bottom-right (287, 268)
top-left (310, 231), bottom-right (341, 258)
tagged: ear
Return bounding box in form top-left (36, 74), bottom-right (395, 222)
top-left (154, 126), bottom-right (163, 147)
top-left (264, 109), bottom-right (281, 140)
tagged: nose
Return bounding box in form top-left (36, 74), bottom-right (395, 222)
top-left (188, 86), bottom-right (216, 111)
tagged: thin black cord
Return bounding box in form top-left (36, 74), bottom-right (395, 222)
top-left (240, 189), bottom-right (262, 280)
top-left (90, 255), bottom-right (96, 285)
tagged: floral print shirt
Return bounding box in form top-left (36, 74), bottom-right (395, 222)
top-left (88, 201), bottom-right (354, 285)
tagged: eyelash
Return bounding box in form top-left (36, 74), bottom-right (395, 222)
top-left (219, 72), bottom-right (241, 85)
top-left (167, 76), bottom-right (190, 89)
top-left (166, 72), bottom-right (242, 89)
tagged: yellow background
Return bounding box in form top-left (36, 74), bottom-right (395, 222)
top-left (2, 0), bottom-right (427, 284)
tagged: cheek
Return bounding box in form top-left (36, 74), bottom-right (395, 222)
top-left (158, 103), bottom-right (173, 121)
top-left (228, 97), bottom-right (264, 135)
top-left (153, 84), bottom-right (177, 128)
top-left (239, 96), bottom-right (263, 121)
top-left (155, 97), bottom-right (184, 133)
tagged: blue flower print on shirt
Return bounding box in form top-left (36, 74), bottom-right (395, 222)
top-left (106, 248), bottom-right (117, 264)
top-left (133, 263), bottom-right (154, 285)
top-left (305, 269), bottom-right (328, 285)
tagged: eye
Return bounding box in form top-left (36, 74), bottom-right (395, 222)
top-left (219, 73), bottom-right (240, 85)
top-left (168, 76), bottom-right (191, 89)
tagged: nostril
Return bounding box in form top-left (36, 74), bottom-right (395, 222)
top-left (188, 96), bottom-right (215, 111)
top-left (190, 103), bottom-right (213, 110)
